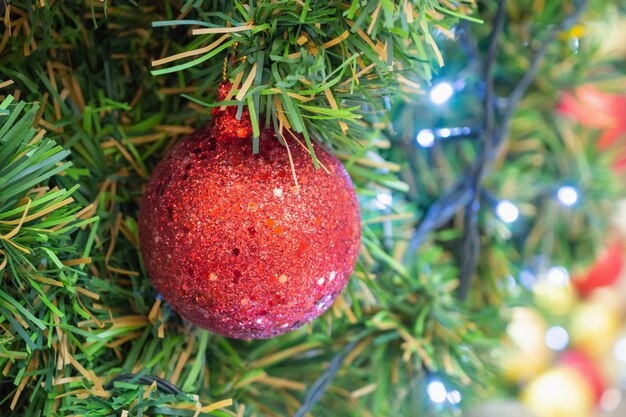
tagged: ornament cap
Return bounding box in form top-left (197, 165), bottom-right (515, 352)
top-left (210, 82), bottom-right (253, 140)
top-left (216, 81), bottom-right (232, 101)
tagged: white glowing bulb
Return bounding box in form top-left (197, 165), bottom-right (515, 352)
top-left (427, 381), bottom-right (447, 404)
top-left (447, 390), bottom-right (462, 405)
top-left (600, 388), bottom-right (622, 412)
top-left (519, 270), bottom-right (537, 288)
top-left (495, 200), bottom-right (519, 223)
top-left (417, 129), bottom-right (435, 147)
top-left (546, 266), bottom-right (569, 286)
top-left (614, 337), bottom-right (626, 362)
top-left (430, 82), bottom-right (454, 105)
top-left (439, 128), bottom-right (451, 138)
top-left (545, 326), bottom-right (569, 351)
top-left (557, 186), bottom-right (579, 206)
top-left (374, 193), bottom-right (393, 209)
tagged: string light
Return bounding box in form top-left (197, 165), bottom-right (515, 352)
top-left (427, 380), bottom-right (448, 404)
top-left (600, 389), bottom-right (622, 412)
top-left (374, 192), bottom-right (393, 210)
top-left (495, 200), bottom-right (519, 223)
top-left (447, 390), bottom-right (462, 405)
top-left (503, 275), bottom-right (517, 290)
top-left (416, 129), bottom-right (435, 147)
top-left (614, 337), bottom-right (626, 362)
top-left (545, 326), bottom-right (569, 350)
top-left (545, 266), bottom-right (569, 286)
top-left (557, 186), bottom-right (579, 206)
top-left (519, 270), bottom-right (538, 288)
top-left (430, 82), bottom-right (454, 105)
top-left (416, 127), bottom-right (478, 148)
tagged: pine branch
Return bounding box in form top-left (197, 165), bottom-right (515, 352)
top-left (457, 0), bottom-right (507, 300)
top-left (293, 340), bottom-right (359, 417)
top-left (0, 1), bottom-right (621, 417)
top-left (150, 0), bottom-right (480, 162)
top-left (406, 0), bottom-right (591, 300)
top-left (493, 0), bottom-right (590, 158)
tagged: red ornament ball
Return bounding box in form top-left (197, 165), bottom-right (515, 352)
top-left (560, 350), bottom-right (606, 403)
top-left (573, 242), bottom-right (624, 297)
top-left (138, 85), bottom-right (361, 339)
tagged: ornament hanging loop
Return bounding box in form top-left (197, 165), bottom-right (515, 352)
top-left (231, 41), bottom-right (239, 65)
top-left (222, 41), bottom-right (246, 81)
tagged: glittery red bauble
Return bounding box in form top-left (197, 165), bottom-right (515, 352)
top-left (138, 84), bottom-right (361, 339)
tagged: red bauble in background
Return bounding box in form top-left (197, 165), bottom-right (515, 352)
top-left (560, 350), bottom-right (605, 404)
top-left (572, 242), bottom-right (624, 297)
top-left (138, 84), bottom-right (361, 339)
top-left (558, 85), bottom-right (626, 170)
top-left (558, 86), bottom-right (626, 141)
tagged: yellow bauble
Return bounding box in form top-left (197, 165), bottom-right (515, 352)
top-left (501, 308), bottom-right (550, 382)
top-left (570, 292), bottom-right (621, 358)
top-left (533, 282), bottom-right (576, 316)
top-left (522, 367), bottom-right (594, 417)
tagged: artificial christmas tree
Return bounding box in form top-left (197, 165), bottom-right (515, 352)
top-left (0, 1), bottom-right (624, 416)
